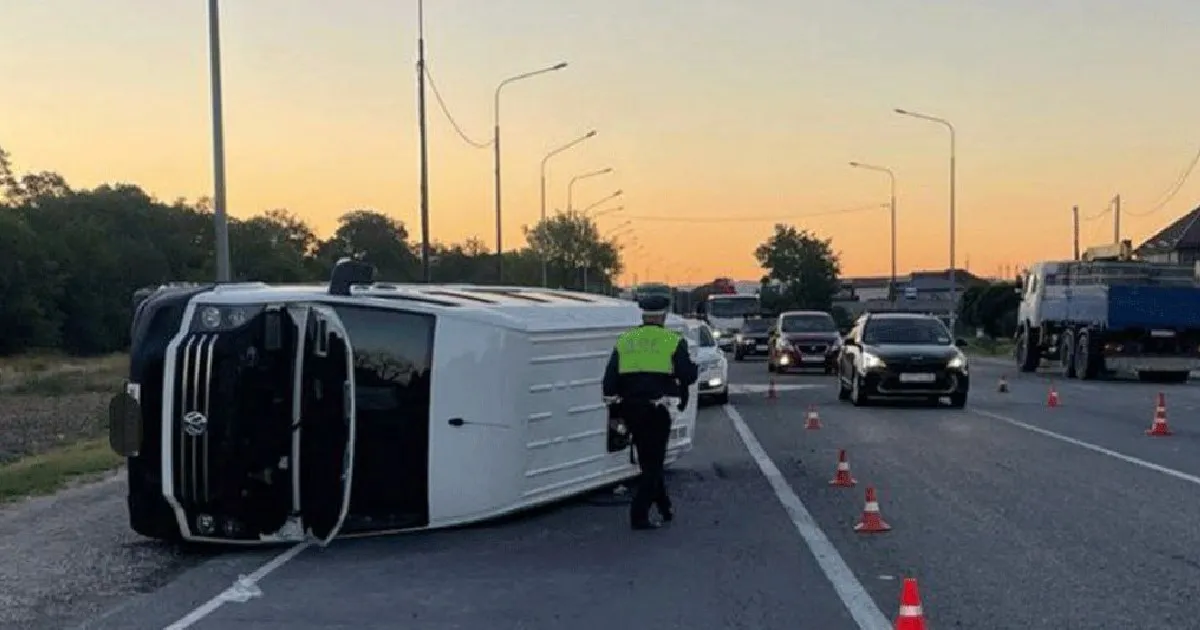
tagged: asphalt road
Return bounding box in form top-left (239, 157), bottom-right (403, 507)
top-left (16, 353), bottom-right (1200, 629)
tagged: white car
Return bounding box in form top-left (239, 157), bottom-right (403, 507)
top-left (681, 319), bottom-right (729, 405)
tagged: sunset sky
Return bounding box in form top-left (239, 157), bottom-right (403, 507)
top-left (4, 0), bottom-right (1200, 285)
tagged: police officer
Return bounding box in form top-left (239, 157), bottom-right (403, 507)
top-left (602, 294), bottom-right (698, 530)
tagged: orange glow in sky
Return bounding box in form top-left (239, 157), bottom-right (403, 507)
top-left (5, 1), bottom-right (1200, 284)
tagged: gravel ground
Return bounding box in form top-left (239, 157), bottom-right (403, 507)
top-left (0, 473), bottom-right (217, 630)
top-left (0, 355), bottom-right (214, 630)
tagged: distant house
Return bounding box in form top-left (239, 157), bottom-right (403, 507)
top-left (1134, 205), bottom-right (1200, 265)
top-left (834, 269), bottom-right (984, 317)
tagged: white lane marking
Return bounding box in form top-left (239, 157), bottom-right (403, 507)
top-left (722, 404), bottom-right (891, 630)
top-left (162, 541), bottom-right (311, 629)
top-left (972, 409), bottom-right (1200, 486)
top-left (729, 383), bottom-right (827, 394)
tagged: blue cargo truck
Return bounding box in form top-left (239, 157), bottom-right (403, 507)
top-left (1015, 247), bottom-right (1200, 382)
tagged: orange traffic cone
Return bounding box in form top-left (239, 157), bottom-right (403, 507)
top-left (1046, 384), bottom-right (1059, 408)
top-left (854, 486), bottom-right (891, 533)
top-left (804, 405), bottom-right (822, 430)
top-left (894, 577), bottom-right (927, 629)
top-left (828, 449), bottom-right (857, 487)
top-left (997, 375), bottom-right (1009, 393)
top-left (767, 378), bottom-right (778, 400)
top-left (1146, 392), bottom-right (1172, 436)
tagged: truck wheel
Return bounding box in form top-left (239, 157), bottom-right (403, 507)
top-left (1062, 331), bottom-right (1077, 379)
top-left (1017, 328), bottom-right (1040, 373)
top-left (1075, 330), bottom-right (1100, 380)
top-left (849, 374), bottom-right (872, 406)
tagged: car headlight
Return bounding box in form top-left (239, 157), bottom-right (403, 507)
top-left (190, 304), bottom-right (266, 332)
top-left (860, 352), bottom-right (886, 370)
top-left (734, 333), bottom-right (744, 342)
top-left (947, 354), bottom-right (967, 370)
top-left (701, 358), bottom-right (722, 370)
top-left (712, 330), bottom-right (723, 339)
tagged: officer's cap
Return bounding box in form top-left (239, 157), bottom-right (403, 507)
top-left (637, 295), bottom-right (671, 316)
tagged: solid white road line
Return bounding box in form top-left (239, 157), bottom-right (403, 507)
top-left (972, 409), bottom-right (1200, 487)
top-left (162, 541), bottom-right (312, 630)
top-left (722, 404), bottom-right (892, 630)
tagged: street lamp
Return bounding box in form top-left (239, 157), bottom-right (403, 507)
top-left (207, 0), bottom-right (231, 282)
top-left (590, 204), bottom-right (624, 219)
top-left (895, 107), bottom-right (957, 330)
top-left (603, 220), bottom-right (632, 237)
top-left (566, 168), bottom-right (613, 212)
top-left (579, 190), bottom-right (623, 216)
top-left (493, 61), bottom-right (568, 283)
top-left (849, 161), bottom-right (897, 301)
top-left (539, 130), bottom-right (597, 286)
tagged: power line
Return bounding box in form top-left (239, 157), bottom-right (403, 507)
top-left (1126, 143), bottom-right (1200, 217)
top-left (422, 63), bottom-right (492, 149)
top-left (624, 203), bottom-right (886, 223)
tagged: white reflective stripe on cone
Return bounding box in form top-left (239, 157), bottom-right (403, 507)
top-left (864, 502), bottom-right (879, 511)
top-left (837, 462), bottom-right (849, 470)
top-left (898, 604), bottom-right (923, 616)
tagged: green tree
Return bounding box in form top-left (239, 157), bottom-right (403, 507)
top-left (431, 237), bottom-right (493, 284)
top-left (959, 281), bottom-right (1020, 338)
top-left (0, 144), bottom-right (624, 357)
top-left (314, 210), bottom-right (418, 281)
top-left (523, 211), bottom-right (622, 291)
top-left (753, 224), bottom-right (841, 311)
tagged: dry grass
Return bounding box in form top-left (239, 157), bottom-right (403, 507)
top-left (964, 338), bottom-right (1016, 357)
top-left (0, 353), bottom-right (128, 501)
top-left (0, 353), bottom-right (128, 396)
top-left (0, 438), bottom-right (124, 504)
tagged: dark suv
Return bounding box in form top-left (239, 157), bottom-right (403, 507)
top-left (733, 316), bottom-right (775, 360)
top-left (836, 312), bottom-right (970, 407)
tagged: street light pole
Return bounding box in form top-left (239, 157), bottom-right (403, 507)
top-left (579, 189), bottom-right (624, 216)
top-left (895, 108), bottom-right (957, 329)
top-left (566, 167), bottom-right (613, 212)
top-left (207, 0), bottom-right (231, 282)
top-left (589, 204), bottom-right (624, 219)
top-left (849, 161), bottom-right (897, 301)
top-left (539, 130), bottom-right (597, 286)
top-left (493, 61), bottom-right (567, 284)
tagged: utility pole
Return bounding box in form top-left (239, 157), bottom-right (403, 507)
top-left (1112, 194), bottom-right (1121, 244)
top-left (1072, 205), bottom-right (1080, 260)
top-left (207, 0), bottom-right (231, 282)
top-left (416, 0), bottom-right (432, 282)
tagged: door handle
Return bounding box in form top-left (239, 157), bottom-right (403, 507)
top-left (447, 417), bottom-right (509, 429)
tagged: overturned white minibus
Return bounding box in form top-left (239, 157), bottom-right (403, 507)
top-left (108, 261), bottom-right (698, 545)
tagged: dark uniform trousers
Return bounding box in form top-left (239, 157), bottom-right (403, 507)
top-left (625, 400), bottom-right (673, 523)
